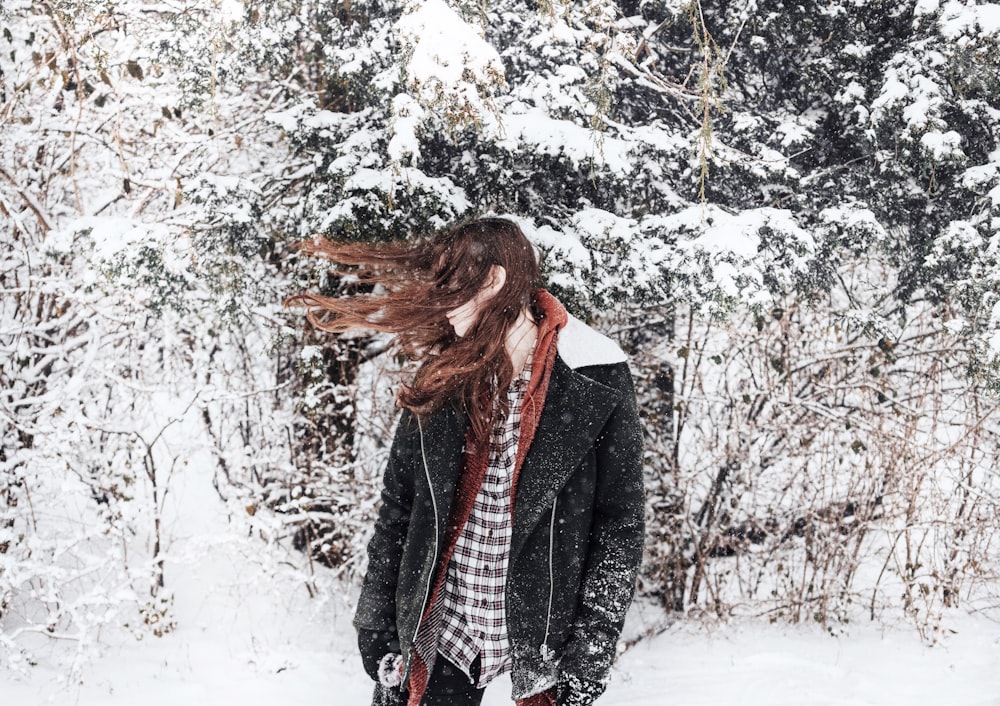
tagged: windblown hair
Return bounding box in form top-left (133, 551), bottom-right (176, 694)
top-left (283, 217), bottom-right (541, 443)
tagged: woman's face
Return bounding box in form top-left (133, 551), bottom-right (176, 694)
top-left (444, 265), bottom-right (506, 338)
top-left (446, 296), bottom-right (487, 338)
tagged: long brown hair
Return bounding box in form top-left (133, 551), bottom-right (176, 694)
top-left (283, 217), bottom-right (541, 442)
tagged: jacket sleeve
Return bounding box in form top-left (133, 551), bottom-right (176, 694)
top-left (559, 363), bottom-right (645, 693)
top-left (353, 408), bottom-right (418, 632)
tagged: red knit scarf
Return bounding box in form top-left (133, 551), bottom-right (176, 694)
top-left (406, 290), bottom-right (568, 706)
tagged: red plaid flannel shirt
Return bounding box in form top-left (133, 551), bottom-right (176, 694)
top-left (436, 354), bottom-right (534, 687)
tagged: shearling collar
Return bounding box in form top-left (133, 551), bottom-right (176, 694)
top-left (557, 313), bottom-right (628, 369)
top-left (532, 289), bottom-right (629, 370)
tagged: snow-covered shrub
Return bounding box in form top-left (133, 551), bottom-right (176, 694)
top-left (637, 283), bottom-right (1000, 635)
top-left (0, 0), bottom-right (308, 672)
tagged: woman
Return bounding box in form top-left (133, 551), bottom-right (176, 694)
top-left (286, 218), bottom-right (644, 706)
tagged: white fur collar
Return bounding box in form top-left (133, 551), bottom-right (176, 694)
top-left (556, 314), bottom-right (628, 369)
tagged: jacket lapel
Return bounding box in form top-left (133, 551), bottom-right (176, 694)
top-left (510, 357), bottom-right (622, 562)
top-left (417, 404), bottom-right (466, 544)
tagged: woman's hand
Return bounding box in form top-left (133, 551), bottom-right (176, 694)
top-left (357, 627), bottom-right (401, 682)
top-left (555, 672), bottom-right (606, 706)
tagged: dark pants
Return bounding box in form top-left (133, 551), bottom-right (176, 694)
top-left (372, 655), bottom-right (485, 706)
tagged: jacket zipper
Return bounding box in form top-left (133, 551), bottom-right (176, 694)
top-left (406, 416), bottom-right (440, 679)
top-left (540, 495), bottom-right (557, 659)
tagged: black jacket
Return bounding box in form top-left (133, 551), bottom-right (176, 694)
top-left (353, 315), bottom-right (645, 700)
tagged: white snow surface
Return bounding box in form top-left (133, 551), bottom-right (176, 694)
top-left (936, 1), bottom-right (1000, 38)
top-left (920, 128), bottom-right (964, 161)
top-left (493, 107), bottom-right (632, 170)
top-left (394, 0), bottom-right (502, 88)
top-left (393, 0), bottom-right (504, 126)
